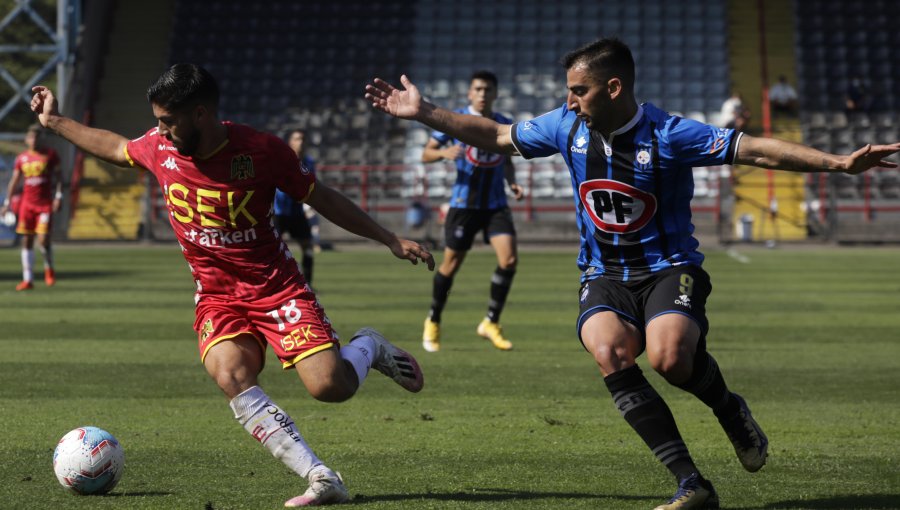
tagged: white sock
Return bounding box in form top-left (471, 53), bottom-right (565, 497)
top-left (340, 336), bottom-right (375, 386)
top-left (229, 386), bottom-right (323, 479)
top-left (21, 248), bottom-right (33, 282)
top-left (39, 245), bottom-right (53, 269)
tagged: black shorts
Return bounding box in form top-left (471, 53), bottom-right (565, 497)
top-left (443, 207), bottom-right (516, 251)
top-left (275, 214), bottom-right (311, 242)
top-left (576, 264), bottom-right (712, 351)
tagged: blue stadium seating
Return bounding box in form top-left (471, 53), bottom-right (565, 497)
top-left (167, 0), bottom-right (731, 200)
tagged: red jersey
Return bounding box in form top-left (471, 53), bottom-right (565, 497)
top-left (125, 123), bottom-right (315, 303)
top-left (14, 148), bottom-right (59, 206)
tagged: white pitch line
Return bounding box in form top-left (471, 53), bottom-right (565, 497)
top-left (726, 247), bottom-right (751, 264)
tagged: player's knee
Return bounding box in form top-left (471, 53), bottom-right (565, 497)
top-left (210, 367), bottom-right (257, 400)
top-left (591, 343), bottom-right (634, 373)
top-left (647, 343), bottom-right (693, 383)
top-left (306, 373), bottom-right (356, 403)
top-left (500, 255), bottom-right (517, 270)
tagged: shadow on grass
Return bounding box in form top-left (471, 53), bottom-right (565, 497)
top-left (351, 487), bottom-right (658, 504)
top-left (104, 491), bottom-right (174, 497)
top-left (0, 270), bottom-right (128, 282)
top-left (731, 493), bottom-right (900, 510)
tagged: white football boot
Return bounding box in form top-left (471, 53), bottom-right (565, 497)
top-left (284, 469), bottom-right (349, 507)
top-left (352, 327), bottom-right (424, 393)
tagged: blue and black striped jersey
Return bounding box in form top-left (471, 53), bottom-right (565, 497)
top-left (511, 103), bottom-right (740, 282)
top-left (432, 106), bottom-right (513, 210)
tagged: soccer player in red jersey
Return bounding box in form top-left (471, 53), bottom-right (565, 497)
top-left (1, 124), bottom-right (63, 290)
top-left (30, 64), bottom-right (434, 507)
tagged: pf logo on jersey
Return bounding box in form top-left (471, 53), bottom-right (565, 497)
top-left (464, 146), bottom-right (504, 167)
top-left (579, 179), bottom-right (657, 234)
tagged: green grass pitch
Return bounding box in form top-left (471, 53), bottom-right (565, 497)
top-left (1, 243), bottom-right (898, 509)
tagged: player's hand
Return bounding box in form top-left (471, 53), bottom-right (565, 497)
top-left (443, 144), bottom-right (464, 160)
top-left (365, 75), bottom-right (423, 120)
top-left (0, 204), bottom-right (7, 216)
top-left (30, 86), bottom-right (61, 128)
top-left (842, 142), bottom-right (900, 174)
top-left (389, 236), bottom-right (435, 271)
top-left (52, 198), bottom-right (62, 213)
top-left (509, 183), bottom-right (525, 201)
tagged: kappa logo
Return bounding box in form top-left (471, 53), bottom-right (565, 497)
top-left (231, 154), bottom-right (255, 180)
top-left (674, 294), bottom-right (692, 308)
top-left (571, 135), bottom-right (588, 155)
top-left (161, 157), bottom-right (180, 172)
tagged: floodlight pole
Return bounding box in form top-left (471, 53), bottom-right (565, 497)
top-left (0, 0), bottom-right (79, 140)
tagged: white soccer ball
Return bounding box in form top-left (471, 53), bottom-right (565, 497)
top-left (53, 426), bottom-right (125, 495)
top-left (0, 211), bottom-right (15, 227)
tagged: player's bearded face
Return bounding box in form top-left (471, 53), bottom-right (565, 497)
top-left (152, 103), bottom-right (202, 156)
top-left (172, 125), bottom-right (201, 156)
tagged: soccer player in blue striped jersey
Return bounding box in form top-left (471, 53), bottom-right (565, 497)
top-left (420, 70), bottom-right (524, 353)
top-left (368, 38), bottom-right (900, 509)
top-left (274, 129), bottom-right (317, 286)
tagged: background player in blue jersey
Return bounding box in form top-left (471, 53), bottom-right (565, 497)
top-left (420, 71), bottom-right (524, 353)
top-left (274, 129), bottom-right (316, 285)
top-left (367, 38), bottom-right (900, 510)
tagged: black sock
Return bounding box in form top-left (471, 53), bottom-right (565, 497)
top-left (604, 365), bottom-right (699, 482)
top-left (428, 272), bottom-right (454, 323)
top-left (486, 266), bottom-right (516, 323)
top-left (676, 349), bottom-right (739, 421)
top-left (301, 252), bottom-right (314, 286)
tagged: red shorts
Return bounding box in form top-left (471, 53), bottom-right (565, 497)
top-left (195, 281), bottom-right (339, 369)
top-left (16, 202), bottom-right (52, 235)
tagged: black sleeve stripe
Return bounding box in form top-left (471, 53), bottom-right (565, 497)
top-left (509, 123), bottom-right (531, 160)
top-left (564, 117), bottom-right (583, 169)
top-left (725, 131), bottom-right (743, 165)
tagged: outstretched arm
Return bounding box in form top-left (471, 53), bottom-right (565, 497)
top-left (366, 75), bottom-right (517, 156)
top-left (735, 134), bottom-right (900, 175)
top-left (305, 181), bottom-right (435, 270)
top-left (421, 137), bottom-right (463, 164)
top-left (31, 86), bottom-right (131, 167)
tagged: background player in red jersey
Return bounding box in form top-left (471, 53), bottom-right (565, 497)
top-left (30, 64), bottom-right (434, 507)
top-left (1, 123), bottom-right (63, 291)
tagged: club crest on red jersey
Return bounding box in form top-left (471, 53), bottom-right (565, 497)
top-left (200, 319), bottom-right (214, 341)
top-left (579, 179), bottom-right (657, 234)
top-left (231, 155), bottom-right (255, 180)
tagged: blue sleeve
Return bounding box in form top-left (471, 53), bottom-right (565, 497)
top-left (495, 113), bottom-right (514, 126)
top-left (430, 130), bottom-right (452, 145)
top-left (273, 189), bottom-right (289, 215)
top-left (665, 117), bottom-right (739, 166)
top-left (510, 105), bottom-right (568, 160)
